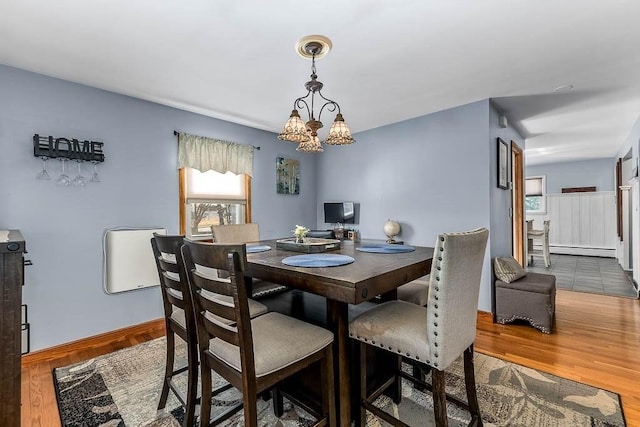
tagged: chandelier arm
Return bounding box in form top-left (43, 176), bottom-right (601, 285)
top-left (316, 98), bottom-right (340, 122)
top-left (293, 92), bottom-right (312, 120)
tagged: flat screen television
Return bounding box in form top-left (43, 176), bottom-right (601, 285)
top-left (324, 202), bottom-right (355, 224)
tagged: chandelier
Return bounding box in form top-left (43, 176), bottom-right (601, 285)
top-left (278, 35), bottom-right (355, 152)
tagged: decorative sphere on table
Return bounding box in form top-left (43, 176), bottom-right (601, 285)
top-left (383, 220), bottom-right (401, 243)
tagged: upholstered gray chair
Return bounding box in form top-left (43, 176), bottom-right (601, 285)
top-left (179, 240), bottom-right (336, 427)
top-left (211, 223), bottom-right (260, 244)
top-left (211, 223), bottom-right (288, 298)
top-left (396, 275), bottom-right (431, 386)
top-left (397, 275), bottom-right (430, 306)
top-left (349, 228), bottom-right (489, 426)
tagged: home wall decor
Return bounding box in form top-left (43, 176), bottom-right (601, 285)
top-left (33, 134), bottom-right (105, 162)
top-left (33, 134), bottom-right (104, 186)
top-left (276, 157), bottom-right (300, 194)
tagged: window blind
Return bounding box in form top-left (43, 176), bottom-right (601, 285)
top-left (185, 169), bottom-right (246, 202)
top-left (526, 177), bottom-right (544, 196)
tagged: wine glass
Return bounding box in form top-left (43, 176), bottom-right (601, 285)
top-left (89, 161), bottom-right (100, 183)
top-left (56, 158), bottom-right (71, 187)
top-left (36, 157), bottom-right (50, 180)
top-left (72, 161), bottom-right (87, 187)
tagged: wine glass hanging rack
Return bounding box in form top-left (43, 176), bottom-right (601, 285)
top-left (33, 134), bottom-right (105, 162)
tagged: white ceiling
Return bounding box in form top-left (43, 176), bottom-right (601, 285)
top-left (2, 0), bottom-right (639, 166)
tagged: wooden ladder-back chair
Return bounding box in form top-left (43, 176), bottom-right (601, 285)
top-left (152, 234), bottom-right (270, 426)
top-left (151, 234), bottom-right (199, 427)
top-left (527, 220), bottom-right (551, 268)
top-left (211, 223), bottom-right (288, 298)
top-left (179, 240), bottom-right (336, 427)
top-left (349, 228), bottom-right (489, 426)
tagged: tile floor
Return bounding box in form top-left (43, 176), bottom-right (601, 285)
top-left (527, 253), bottom-right (639, 298)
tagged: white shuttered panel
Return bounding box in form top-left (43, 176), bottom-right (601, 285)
top-left (528, 191), bottom-right (616, 256)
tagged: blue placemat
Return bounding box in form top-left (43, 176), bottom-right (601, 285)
top-left (282, 254), bottom-right (355, 267)
top-left (356, 244), bottom-right (415, 254)
top-left (246, 245), bottom-right (271, 253)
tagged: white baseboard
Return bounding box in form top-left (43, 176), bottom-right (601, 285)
top-left (531, 244), bottom-right (616, 258)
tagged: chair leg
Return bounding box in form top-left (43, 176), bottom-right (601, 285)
top-left (432, 369), bottom-right (448, 427)
top-left (357, 341), bottom-right (368, 427)
top-left (198, 363), bottom-right (212, 427)
top-left (183, 339), bottom-right (199, 427)
top-left (543, 236), bottom-right (550, 268)
top-left (464, 345), bottom-right (483, 426)
top-left (321, 344), bottom-right (336, 427)
top-left (272, 388), bottom-right (284, 417)
top-left (410, 358), bottom-right (427, 392)
top-left (243, 385), bottom-right (258, 427)
top-left (391, 354), bottom-right (402, 404)
top-left (158, 328), bottom-right (175, 410)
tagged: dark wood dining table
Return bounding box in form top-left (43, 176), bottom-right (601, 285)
top-left (245, 238), bottom-right (433, 426)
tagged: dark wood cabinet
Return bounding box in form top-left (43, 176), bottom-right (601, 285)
top-left (1, 230), bottom-right (26, 427)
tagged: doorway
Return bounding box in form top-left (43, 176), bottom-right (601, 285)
top-left (511, 141), bottom-right (525, 265)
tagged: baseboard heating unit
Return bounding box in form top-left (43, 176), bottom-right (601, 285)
top-left (103, 227), bottom-right (166, 294)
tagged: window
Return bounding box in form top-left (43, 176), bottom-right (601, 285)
top-left (180, 168), bottom-right (251, 239)
top-left (525, 176), bottom-right (546, 213)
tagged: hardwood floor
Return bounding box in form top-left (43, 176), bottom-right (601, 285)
top-left (21, 290), bottom-right (640, 426)
top-left (21, 319), bottom-right (165, 427)
top-left (476, 289), bottom-right (640, 425)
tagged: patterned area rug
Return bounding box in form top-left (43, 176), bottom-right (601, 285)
top-left (53, 337), bottom-right (626, 426)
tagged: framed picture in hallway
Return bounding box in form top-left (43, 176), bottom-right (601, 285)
top-left (497, 138), bottom-right (509, 189)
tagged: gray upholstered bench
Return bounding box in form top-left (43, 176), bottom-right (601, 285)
top-left (494, 257), bottom-right (556, 334)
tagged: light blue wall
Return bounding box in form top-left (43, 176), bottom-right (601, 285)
top-left (489, 103), bottom-right (526, 259)
top-left (526, 158), bottom-right (616, 194)
top-left (315, 100), bottom-right (496, 312)
top-left (0, 63), bottom-right (525, 348)
top-left (0, 65), bottom-right (317, 350)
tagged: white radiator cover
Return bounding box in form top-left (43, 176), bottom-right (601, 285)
top-left (528, 191), bottom-right (616, 257)
top-left (103, 228), bottom-right (167, 294)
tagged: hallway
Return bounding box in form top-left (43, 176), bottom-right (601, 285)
top-left (528, 254), bottom-right (638, 297)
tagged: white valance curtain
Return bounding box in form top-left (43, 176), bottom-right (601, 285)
top-left (177, 132), bottom-right (254, 176)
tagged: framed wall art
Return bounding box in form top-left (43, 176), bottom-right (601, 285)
top-left (276, 157), bottom-right (300, 194)
top-left (497, 138), bottom-right (509, 190)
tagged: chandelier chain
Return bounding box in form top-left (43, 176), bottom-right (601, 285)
top-left (311, 55), bottom-right (317, 79)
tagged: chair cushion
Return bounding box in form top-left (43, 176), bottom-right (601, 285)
top-left (397, 276), bottom-right (430, 306)
top-left (495, 272), bottom-right (555, 294)
top-left (209, 312), bottom-right (333, 377)
top-left (494, 256), bottom-right (527, 283)
top-left (349, 301), bottom-right (432, 364)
